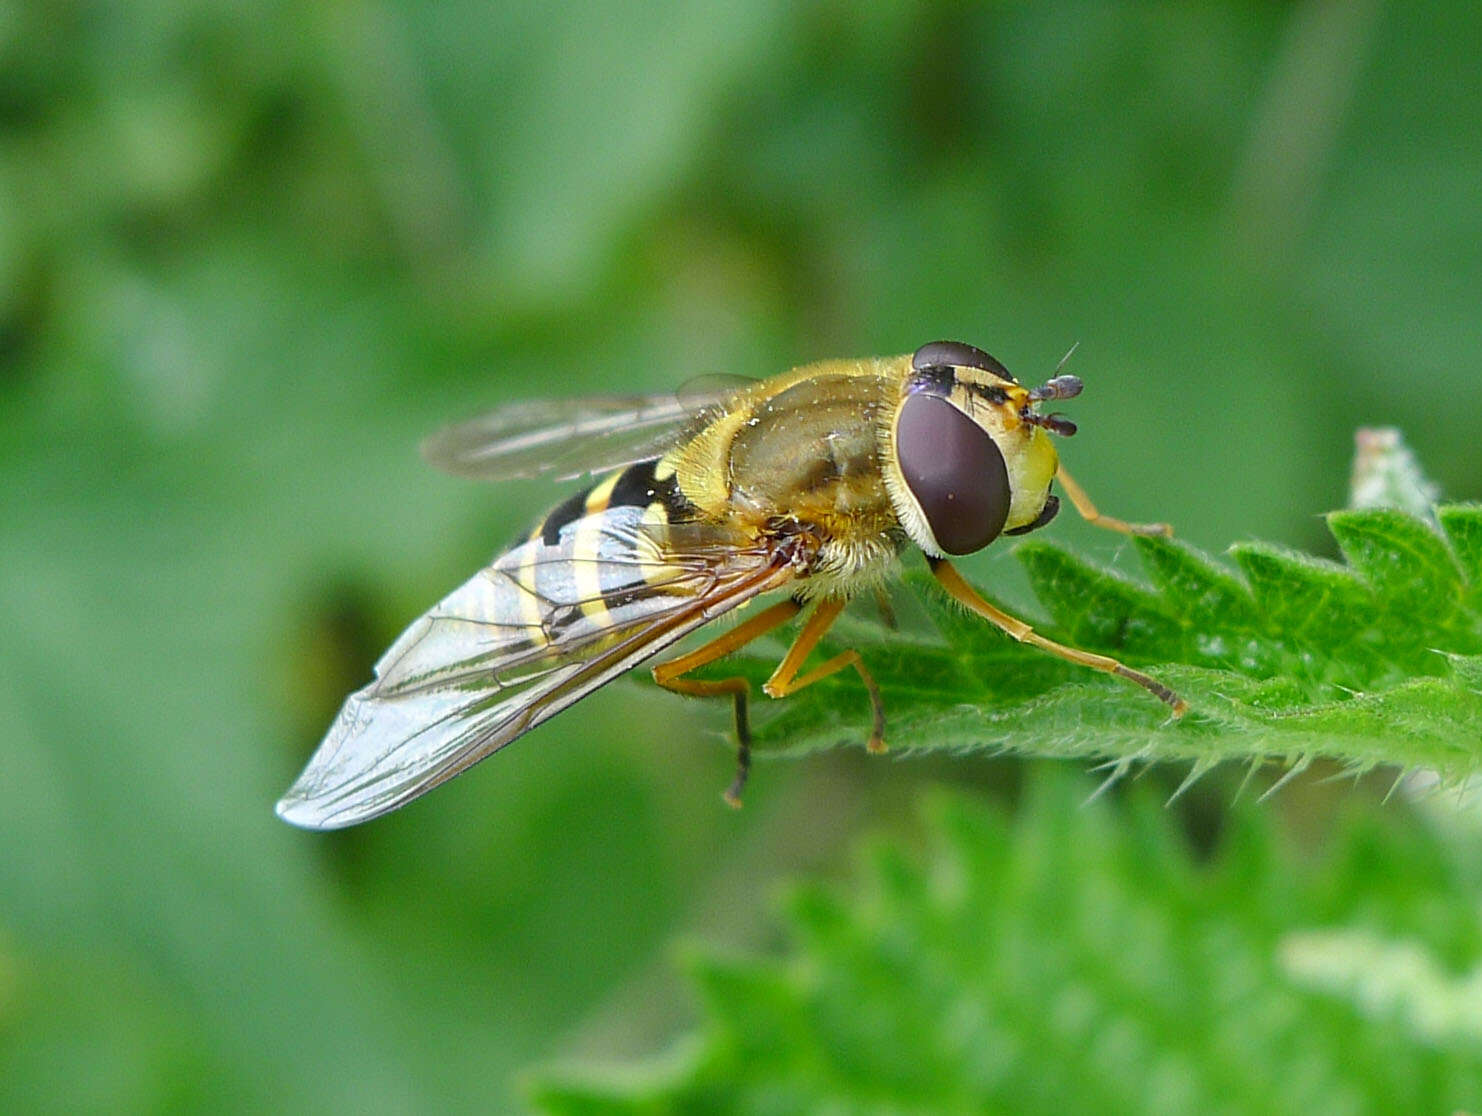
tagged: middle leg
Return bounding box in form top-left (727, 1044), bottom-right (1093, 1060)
top-left (763, 597), bottom-right (886, 754)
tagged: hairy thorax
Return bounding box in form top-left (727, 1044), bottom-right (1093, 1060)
top-left (725, 371), bottom-right (903, 597)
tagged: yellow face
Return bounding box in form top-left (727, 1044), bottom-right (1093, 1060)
top-left (880, 341), bottom-right (1071, 557)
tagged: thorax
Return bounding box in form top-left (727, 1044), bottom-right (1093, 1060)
top-left (666, 360), bottom-right (906, 594)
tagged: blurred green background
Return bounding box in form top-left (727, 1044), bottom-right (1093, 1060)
top-left (3, 0), bottom-right (1480, 1111)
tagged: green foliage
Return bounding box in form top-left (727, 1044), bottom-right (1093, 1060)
top-left (529, 772), bottom-right (1482, 1114)
top-left (695, 506), bottom-right (1482, 784)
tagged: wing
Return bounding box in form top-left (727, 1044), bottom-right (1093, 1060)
top-left (276, 505), bottom-right (793, 830)
top-left (421, 376), bottom-right (755, 483)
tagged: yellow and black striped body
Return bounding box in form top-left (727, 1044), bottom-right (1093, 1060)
top-left (532, 457), bottom-right (695, 553)
top-left (506, 457), bottom-right (729, 656)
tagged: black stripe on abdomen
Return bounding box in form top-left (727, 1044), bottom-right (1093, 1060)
top-left (609, 459), bottom-right (695, 521)
top-left (540, 458), bottom-right (695, 547)
top-left (540, 487), bottom-right (593, 546)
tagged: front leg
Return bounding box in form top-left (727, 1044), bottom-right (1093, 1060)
top-left (928, 557), bottom-right (1187, 715)
top-left (762, 596), bottom-right (886, 754)
top-left (1055, 463), bottom-right (1172, 537)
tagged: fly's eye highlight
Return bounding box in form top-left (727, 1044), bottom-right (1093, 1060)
top-left (910, 340), bottom-right (1016, 384)
top-left (895, 392), bottom-right (1011, 555)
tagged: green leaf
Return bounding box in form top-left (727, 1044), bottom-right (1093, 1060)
top-left (1227, 542), bottom-right (1376, 663)
top-left (1017, 540), bottom-right (1185, 659)
top-left (1328, 507), bottom-right (1463, 623)
top-left (1438, 504), bottom-right (1482, 610)
top-left (669, 502), bottom-right (1482, 785)
top-left (1134, 534), bottom-right (1262, 630)
top-left (529, 774), bottom-right (1482, 1113)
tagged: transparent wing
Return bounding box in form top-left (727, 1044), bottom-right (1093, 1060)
top-left (421, 376), bottom-right (755, 483)
top-left (276, 506), bottom-right (792, 830)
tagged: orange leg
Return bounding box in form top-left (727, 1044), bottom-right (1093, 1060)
top-left (762, 597), bottom-right (886, 754)
top-left (652, 595), bottom-right (888, 806)
top-left (929, 558), bottom-right (1187, 715)
top-left (653, 598), bottom-right (802, 807)
top-left (1055, 463), bottom-right (1172, 537)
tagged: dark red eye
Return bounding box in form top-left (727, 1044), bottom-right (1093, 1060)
top-left (910, 340), bottom-right (1015, 384)
top-left (895, 393), bottom-right (1011, 555)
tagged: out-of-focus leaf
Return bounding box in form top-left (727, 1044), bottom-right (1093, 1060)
top-left (530, 772), bottom-right (1482, 1113)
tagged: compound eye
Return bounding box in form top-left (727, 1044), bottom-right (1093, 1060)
top-left (895, 392), bottom-right (1011, 555)
top-left (910, 340), bottom-right (1016, 384)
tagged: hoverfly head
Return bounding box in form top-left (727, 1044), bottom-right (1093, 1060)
top-left (883, 340), bottom-right (1063, 557)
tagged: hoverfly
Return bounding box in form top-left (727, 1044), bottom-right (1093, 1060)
top-left (276, 340), bottom-right (1185, 830)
